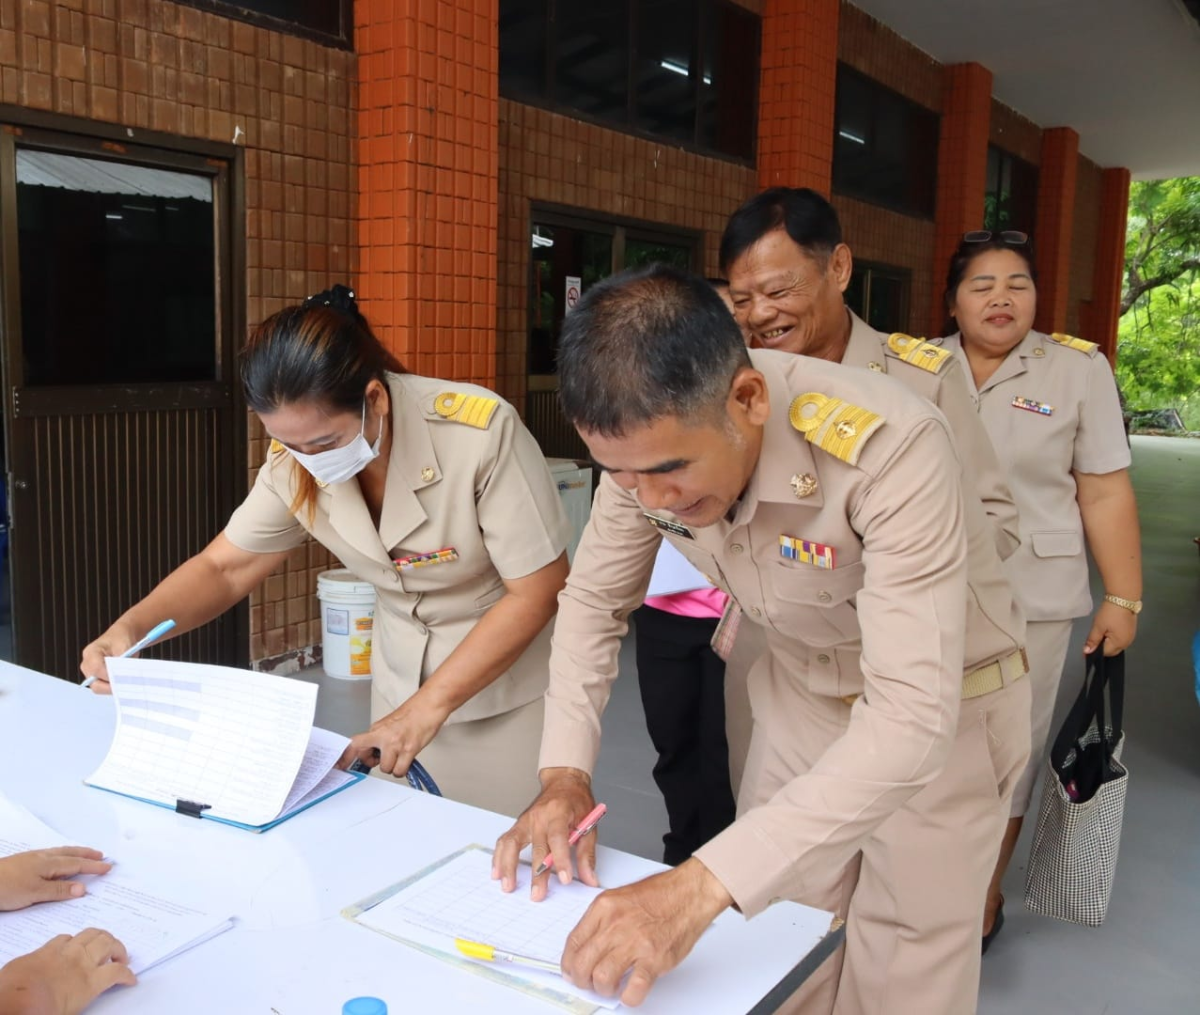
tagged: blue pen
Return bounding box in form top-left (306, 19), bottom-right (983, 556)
top-left (81, 619), bottom-right (177, 688)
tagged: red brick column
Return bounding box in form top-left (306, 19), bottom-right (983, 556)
top-left (355, 0), bottom-right (499, 385)
top-left (756, 0), bottom-right (839, 193)
top-left (929, 62), bottom-right (992, 335)
top-left (1033, 127), bottom-right (1080, 336)
top-left (1090, 167), bottom-right (1131, 362)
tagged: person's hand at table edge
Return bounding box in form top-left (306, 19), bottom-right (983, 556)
top-left (335, 693), bottom-right (450, 777)
top-left (562, 857), bottom-right (734, 1006)
top-left (492, 768), bottom-right (599, 899)
top-left (0, 928), bottom-right (136, 1015)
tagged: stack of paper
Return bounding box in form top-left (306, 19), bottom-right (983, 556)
top-left (0, 794), bottom-right (233, 974)
top-left (348, 846), bottom-right (618, 1009)
top-left (85, 657), bottom-right (363, 832)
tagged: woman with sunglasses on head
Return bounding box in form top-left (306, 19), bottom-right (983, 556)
top-left (80, 286), bottom-right (572, 817)
top-left (941, 232), bottom-right (1142, 950)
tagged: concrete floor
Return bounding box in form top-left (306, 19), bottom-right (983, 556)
top-left (302, 434), bottom-right (1200, 1013)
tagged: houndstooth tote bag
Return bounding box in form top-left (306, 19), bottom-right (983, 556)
top-left (1024, 649), bottom-right (1128, 926)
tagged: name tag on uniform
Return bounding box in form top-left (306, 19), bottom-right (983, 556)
top-left (1011, 395), bottom-right (1054, 416)
top-left (779, 535), bottom-right (836, 569)
top-left (393, 547), bottom-right (459, 570)
top-left (644, 513), bottom-right (694, 540)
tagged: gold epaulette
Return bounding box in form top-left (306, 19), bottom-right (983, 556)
top-left (887, 333), bottom-right (952, 374)
top-left (1048, 333), bottom-right (1099, 356)
top-left (789, 393), bottom-right (885, 467)
top-left (432, 391), bottom-right (499, 429)
top-left (268, 438), bottom-right (287, 457)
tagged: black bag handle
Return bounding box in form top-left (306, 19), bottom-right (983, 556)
top-left (1049, 645), bottom-right (1125, 776)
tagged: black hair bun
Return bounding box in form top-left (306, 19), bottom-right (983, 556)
top-left (304, 283), bottom-right (362, 321)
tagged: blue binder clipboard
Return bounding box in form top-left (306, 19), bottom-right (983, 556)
top-left (86, 768), bottom-right (366, 833)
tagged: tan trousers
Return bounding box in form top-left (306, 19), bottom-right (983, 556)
top-left (1011, 618), bottom-right (1075, 816)
top-left (723, 618), bottom-right (765, 800)
top-left (372, 697), bottom-right (545, 818)
top-left (743, 672), bottom-right (1031, 1015)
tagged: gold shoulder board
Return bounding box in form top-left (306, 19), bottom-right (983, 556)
top-left (432, 391), bottom-right (500, 429)
top-left (886, 333), bottom-right (952, 374)
top-left (1048, 333), bottom-right (1099, 356)
top-left (789, 393), bottom-right (885, 466)
top-left (268, 438), bottom-right (288, 457)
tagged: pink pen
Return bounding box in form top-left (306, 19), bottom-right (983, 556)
top-left (534, 803), bottom-right (608, 877)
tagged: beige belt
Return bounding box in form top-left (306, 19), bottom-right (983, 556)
top-left (961, 647), bottom-right (1029, 699)
top-left (840, 647), bottom-right (1028, 707)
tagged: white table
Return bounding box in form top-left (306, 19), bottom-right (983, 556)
top-left (0, 663), bottom-right (840, 1013)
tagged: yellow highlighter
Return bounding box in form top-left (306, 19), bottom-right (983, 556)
top-left (454, 937), bottom-right (561, 975)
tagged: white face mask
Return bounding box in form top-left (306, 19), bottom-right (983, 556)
top-left (287, 400), bottom-right (383, 485)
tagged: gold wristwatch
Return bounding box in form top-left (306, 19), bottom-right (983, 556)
top-left (1103, 593), bottom-right (1142, 615)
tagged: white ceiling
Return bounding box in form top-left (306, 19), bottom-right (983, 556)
top-left (848, 0), bottom-right (1200, 180)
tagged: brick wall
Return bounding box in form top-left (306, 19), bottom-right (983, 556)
top-left (989, 99), bottom-right (1041, 166)
top-left (1068, 155), bottom-right (1102, 339)
top-left (495, 101), bottom-right (758, 406)
top-left (837, 2), bottom-right (940, 111)
top-left (0, 0), bottom-right (354, 666)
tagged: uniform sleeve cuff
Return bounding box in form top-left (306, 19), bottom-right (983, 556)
top-left (692, 813), bottom-right (801, 919)
top-left (536, 716), bottom-right (603, 777)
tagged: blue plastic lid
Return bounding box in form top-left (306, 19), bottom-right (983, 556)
top-left (342, 999), bottom-right (387, 1015)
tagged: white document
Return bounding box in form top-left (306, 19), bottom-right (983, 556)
top-left (0, 794), bottom-right (233, 974)
top-left (85, 658), bottom-right (340, 829)
top-left (646, 540), bottom-right (711, 597)
top-left (354, 848), bottom-right (618, 1008)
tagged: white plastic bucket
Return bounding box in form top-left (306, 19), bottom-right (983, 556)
top-left (317, 569), bottom-right (375, 680)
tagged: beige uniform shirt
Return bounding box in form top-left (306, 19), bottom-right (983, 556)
top-left (941, 330), bottom-right (1131, 621)
top-left (225, 372), bottom-right (572, 724)
top-left (842, 310), bottom-right (1020, 560)
top-left (539, 349), bottom-right (1025, 917)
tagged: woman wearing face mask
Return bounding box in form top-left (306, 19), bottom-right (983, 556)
top-left (80, 286), bottom-right (572, 816)
top-left (940, 233), bottom-right (1142, 951)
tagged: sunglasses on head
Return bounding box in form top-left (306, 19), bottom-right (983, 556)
top-left (963, 230), bottom-right (1029, 245)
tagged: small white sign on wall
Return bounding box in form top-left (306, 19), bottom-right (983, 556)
top-left (564, 275), bottom-right (582, 314)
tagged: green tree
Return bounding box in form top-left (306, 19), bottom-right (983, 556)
top-left (1117, 177), bottom-right (1200, 429)
top-left (1121, 177), bottom-right (1200, 316)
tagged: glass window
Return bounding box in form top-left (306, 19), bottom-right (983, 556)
top-left (175, 0), bottom-right (349, 47)
top-left (528, 223), bottom-right (614, 376)
top-left (500, 0), bottom-right (550, 101)
top-left (984, 146), bottom-right (1038, 235)
top-left (16, 149), bottom-right (217, 386)
top-left (634, 0), bottom-right (697, 145)
top-left (697, 1), bottom-right (759, 163)
top-left (833, 64), bottom-right (939, 218)
top-left (845, 261), bottom-right (911, 335)
top-left (501, 0), bottom-right (760, 163)
top-left (554, 2), bottom-right (629, 124)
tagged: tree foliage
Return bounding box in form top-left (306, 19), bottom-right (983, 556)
top-left (1116, 177), bottom-right (1200, 429)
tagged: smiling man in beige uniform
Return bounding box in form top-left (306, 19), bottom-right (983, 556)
top-left (494, 266), bottom-right (1031, 1014)
top-left (717, 186), bottom-right (1021, 796)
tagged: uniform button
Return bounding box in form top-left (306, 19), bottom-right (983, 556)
top-left (817, 591), bottom-right (832, 603)
top-left (817, 653), bottom-right (830, 664)
top-left (749, 607), bottom-right (762, 618)
top-left (421, 466), bottom-right (435, 482)
top-left (389, 571), bottom-right (401, 583)
top-left (415, 624), bottom-right (428, 636)
top-left (867, 361), bottom-right (883, 372)
top-left (730, 543), bottom-right (744, 554)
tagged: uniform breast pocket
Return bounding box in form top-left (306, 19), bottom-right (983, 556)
top-left (1030, 530), bottom-right (1082, 558)
top-left (768, 560), bottom-right (865, 647)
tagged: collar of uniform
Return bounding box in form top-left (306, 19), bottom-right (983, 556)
top-left (942, 329), bottom-right (1040, 396)
top-left (839, 309), bottom-right (886, 372)
top-left (732, 350), bottom-right (824, 526)
top-left (376, 372), bottom-right (441, 551)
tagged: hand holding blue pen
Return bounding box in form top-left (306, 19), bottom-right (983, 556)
top-left (81, 619), bottom-right (177, 690)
